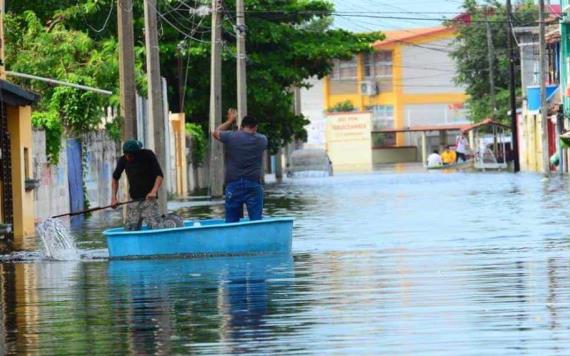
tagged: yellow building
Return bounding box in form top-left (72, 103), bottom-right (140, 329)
top-left (0, 80), bottom-right (38, 246)
top-left (324, 27), bottom-right (468, 163)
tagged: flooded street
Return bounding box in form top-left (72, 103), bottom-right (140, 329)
top-left (3, 167), bottom-right (570, 354)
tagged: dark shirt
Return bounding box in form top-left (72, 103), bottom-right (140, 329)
top-left (220, 131), bottom-right (268, 184)
top-left (112, 149), bottom-right (164, 199)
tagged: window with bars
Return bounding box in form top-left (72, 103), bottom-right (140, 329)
top-left (364, 51), bottom-right (393, 79)
top-left (331, 57), bottom-right (357, 80)
top-left (368, 105), bottom-right (394, 130)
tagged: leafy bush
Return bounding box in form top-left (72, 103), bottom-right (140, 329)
top-left (185, 123), bottom-right (207, 166)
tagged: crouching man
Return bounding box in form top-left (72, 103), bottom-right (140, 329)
top-left (111, 139), bottom-right (164, 230)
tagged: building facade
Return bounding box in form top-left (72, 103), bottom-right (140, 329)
top-left (324, 26), bottom-right (468, 160)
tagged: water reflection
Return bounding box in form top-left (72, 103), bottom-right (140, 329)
top-left (107, 254), bottom-right (293, 354)
top-left (3, 170), bottom-right (570, 353)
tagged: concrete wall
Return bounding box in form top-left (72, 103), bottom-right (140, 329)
top-left (401, 38), bottom-right (465, 94)
top-left (33, 130), bottom-right (70, 222)
top-left (372, 147), bottom-right (417, 164)
top-left (326, 112), bottom-right (373, 172)
top-left (34, 130), bottom-right (121, 222)
top-left (82, 132), bottom-right (120, 209)
top-left (301, 77), bottom-right (326, 149)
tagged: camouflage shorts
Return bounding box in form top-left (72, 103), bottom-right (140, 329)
top-left (125, 200), bottom-right (185, 231)
top-left (125, 200), bottom-right (161, 231)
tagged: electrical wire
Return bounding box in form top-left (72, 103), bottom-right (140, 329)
top-left (149, 1), bottom-right (210, 44)
top-left (82, 0), bottom-right (115, 33)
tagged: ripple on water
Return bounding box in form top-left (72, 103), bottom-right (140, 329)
top-left (2, 170), bottom-right (570, 354)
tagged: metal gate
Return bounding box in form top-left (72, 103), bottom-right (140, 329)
top-left (67, 139), bottom-right (85, 227)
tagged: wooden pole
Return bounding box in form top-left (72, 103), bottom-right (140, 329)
top-left (117, 0), bottom-right (137, 140)
top-left (209, 0), bottom-right (224, 197)
top-left (236, 0), bottom-right (247, 127)
top-left (539, 0), bottom-right (550, 176)
top-left (506, 0), bottom-right (520, 172)
top-left (421, 131), bottom-right (427, 167)
top-left (144, 0), bottom-right (167, 212)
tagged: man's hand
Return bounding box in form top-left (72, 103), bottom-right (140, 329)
top-left (227, 108), bottom-right (237, 123)
top-left (111, 197), bottom-right (119, 209)
top-left (146, 191), bottom-right (158, 200)
top-left (214, 108), bottom-right (238, 140)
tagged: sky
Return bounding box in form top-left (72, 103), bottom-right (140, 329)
top-left (332, 0), bottom-right (561, 32)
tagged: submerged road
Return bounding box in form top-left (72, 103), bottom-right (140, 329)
top-left (2, 167), bottom-right (570, 354)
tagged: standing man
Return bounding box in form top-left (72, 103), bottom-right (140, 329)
top-left (213, 108), bottom-right (268, 223)
top-left (111, 139), bottom-right (164, 230)
top-left (456, 133), bottom-right (469, 162)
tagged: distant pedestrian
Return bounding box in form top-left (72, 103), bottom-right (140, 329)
top-left (455, 133), bottom-right (469, 162)
top-left (213, 108), bottom-right (268, 223)
top-left (111, 139), bottom-right (163, 231)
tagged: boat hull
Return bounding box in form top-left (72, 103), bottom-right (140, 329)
top-left (427, 160), bottom-right (474, 171)
top-left (103, 218), bottom-right (294, 259)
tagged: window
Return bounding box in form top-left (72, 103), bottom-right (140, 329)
top-left (368, 105), bottom-right (394, 130)
top-left (364, 53), bottom-right (374, 78)
top-left (331, 57), bottom-right (357, 80)
top-left (24, 147), bottom-right (30, 179)
top-left (364, 51), bottom-right (393, 79)
top-left (374, 51), bottom-right (393, 78)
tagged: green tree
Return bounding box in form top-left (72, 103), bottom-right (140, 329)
top-left (8, 1), bottom-right (381, 155)
top-left (448, 0), bottom-right (537, 123)
top-left (5, 9), bottom-right (146, 163)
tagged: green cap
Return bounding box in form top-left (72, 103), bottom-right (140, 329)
top-left (122, 139), bottom-right (142, 154)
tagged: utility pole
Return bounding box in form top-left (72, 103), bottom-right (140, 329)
top-left (209, 0), bottom-right (224, 197)
top-left (486, 21), bottom-right (496, 117)
top-left (539, 0), bottom-right (550, 177)
top-left (506, 0), bottom-right (520, 173)
top-left (0, 0), bottom-right (5, 80)
top-left (236, 0), bottom-right (247, 127)
top-left (117, 0), bottom-right (137, 139)
top-left (144, 0), bottom-right (168, 212)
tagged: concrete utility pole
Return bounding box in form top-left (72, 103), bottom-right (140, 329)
top-left (209, 0), bottom-right (224, 197)
top-left (506, 0), bottom-right (520, 173)
top-left (144, 0), bottom-right (168, 212)
top-left (0, 0), bottom-right (5, 80)
top-left (539, 0), bottom-right (550, 177)
top-left (486, 21), bottom-right (496, 117)
top-left (117, 0), bottom-right (138, 140)
top-left (236, 0), bottom-right (247, 127)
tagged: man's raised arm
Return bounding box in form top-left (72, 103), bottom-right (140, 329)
top-left (213, 108), bottom-right (238, 141)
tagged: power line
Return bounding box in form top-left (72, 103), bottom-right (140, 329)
top-left (149, 1), bottom-right (210, 43)
top-left (82, 0), bottom-right (115, 33)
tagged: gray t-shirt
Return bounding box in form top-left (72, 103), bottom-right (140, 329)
top-left (220, 131), bottom-right (268, 184)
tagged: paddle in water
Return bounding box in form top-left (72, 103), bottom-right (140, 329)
top-left (37, 200), bottom-right (133, 260)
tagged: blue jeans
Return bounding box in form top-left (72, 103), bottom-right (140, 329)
top-left (225, 179), bottom-right (264, 223)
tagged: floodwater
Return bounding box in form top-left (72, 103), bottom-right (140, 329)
top-left (3, 166), bottom-right (570, 354)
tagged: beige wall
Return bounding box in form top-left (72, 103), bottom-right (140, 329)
top-left (325, 112), bottom-right (373, 172)
top-left (169, 113), bottom-right (188, 197)
top-left (7, 105), bottom-right (35, 241)
top-left (519, 111), bottom-right (546, 172)
top-left (372, 147), bottom-right (418, 164)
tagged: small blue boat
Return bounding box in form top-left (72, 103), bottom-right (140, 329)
top-left (103, 217), bottom-right (294, 259)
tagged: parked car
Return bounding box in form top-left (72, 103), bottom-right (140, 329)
top-left (286, 148), bottom-right (333, 178)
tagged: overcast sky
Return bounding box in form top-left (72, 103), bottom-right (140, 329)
top-left (332, 0), bottom-right (561, 32)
